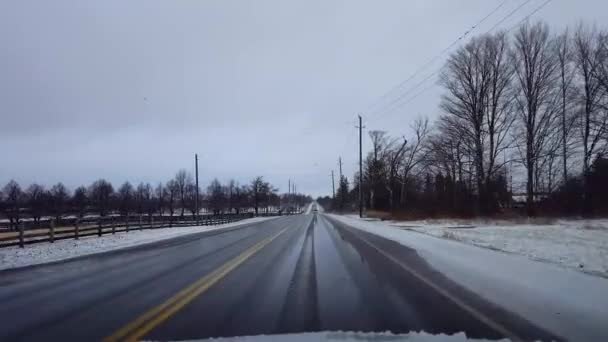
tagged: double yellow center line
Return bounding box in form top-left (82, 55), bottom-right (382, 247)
top-left (104, 227), bottom-right (289, 342)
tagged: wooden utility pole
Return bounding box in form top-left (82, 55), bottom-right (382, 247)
top-left (195, 154), bottom-right (199, 224)
top-left (338, 157), bottom-right (343, 179)
top-left (331, 170), bottom-right (336, 198)
top-left (358, 115), bottom-right (364, 218)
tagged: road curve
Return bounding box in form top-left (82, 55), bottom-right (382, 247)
top-left (0, 214), bottom-right (561, 341)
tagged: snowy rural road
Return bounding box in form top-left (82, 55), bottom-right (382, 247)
top-left (0, 213), bottom-right (581, 341)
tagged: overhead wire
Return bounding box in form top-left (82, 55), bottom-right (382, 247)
top-left (506, 0), bottom-right (553, 33)
top-left (363, 0), bottom-right (510, 117)
top-left (367, 0), bottom-right (545, 120)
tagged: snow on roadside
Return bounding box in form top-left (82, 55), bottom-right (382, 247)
top-left (386, 217), bottom-right (608, 278)
top-left (0, 216), bottom-right (278, 271)
top-left (304, 202), bottom-right (313, 214)
top-left (328, 214), bottom-right (608, 342)
top-left (197, 331), bottom-right (505, 341)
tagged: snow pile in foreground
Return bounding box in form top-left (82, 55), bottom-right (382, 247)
top-left (192, 331), bottom-right (504, 341)
top-left (0, 216), bottom-right (277, 271)
top-left (329, 214), bottom-right (608, 342)
top-left (385, 217), bottom-right (608, 277)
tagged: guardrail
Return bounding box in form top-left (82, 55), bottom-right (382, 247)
top-left (0, 212), bottom-right (293, 248)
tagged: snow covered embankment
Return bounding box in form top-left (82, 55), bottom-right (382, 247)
top-left (0, 216), bottom-right (277, 271)
top-left (390, 218), bottom-right (608, 278)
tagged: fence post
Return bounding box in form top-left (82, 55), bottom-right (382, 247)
top-left (126, 215), bottom-right (130, 233)
top-left (75, 219), bottom-right (80, 240)
top-left (50, 219), bottom-right (55, 243)
top-left (139, 215), bottom-right (143, 231)
top-left (19, 222), bottom-right (24, 248)
top-left (98, 219), bottom-right (102, 237)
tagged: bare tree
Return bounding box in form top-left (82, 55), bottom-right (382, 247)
top-left (384, 137), bottom-right (408, 212)
top-left (366, 130), bottom-right (388, 210)
top-left (135, 182), bottom-right (152, 223)
top-left (207, 178), bottom-right (225, 214)
top-left (250, 176), bottom-right (268, 216)
top-left (399, 117), bottom-right (430, 209)
top-left (439, 32), bottom-right (513, 213)
top-left (26, 183), bottom-right (46, 226)
top-left (185, 182), bottom-right (199, 216)
top-left (174, 169), bottom-right (192, 217)
top-left (573, 24), bottom-right (608, 175)
top-left (233, 184), bottom-right (249, 214)
top-left (165, 179), bottom-right (179, 220)
top-left (511, 22), bottom-right (559, 216)
top-left (2, 180), bottom-right (23, 230)
top-left (555, 29), bottom-right (578, 182)
top-left (227, 179), bottom-right (236, 214)
top-left (117, 182), bottom-right (134, 223)
top-left (49, 182), bottom-right (69, 222)
top-left (88, 179), bottom-right (114, 217)
top-left (72, 186), bottom-right (88, 219)
top-left (595, 30), bottom-right (608, 96)
top-left (154, 182), bottom-right (165, 217)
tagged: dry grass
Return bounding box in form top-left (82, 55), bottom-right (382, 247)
top-left (365, 210), bottom-right (393, 221)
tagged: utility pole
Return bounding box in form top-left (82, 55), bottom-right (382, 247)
top-left (195, 154), bottom-right (199, 224)
top-left (357, 115), bottom-right (364, 218)
top-left (338, 157), bottom-right (343, 179)
top-left (331, 170), bottom-right (336, 199)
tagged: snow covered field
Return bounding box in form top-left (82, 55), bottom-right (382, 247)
top-left (0, 216), bottom-right (278, 271)
top-left (327, 214), bottom-right (608, 341)
top-left (384, 217), bottom-right (608, 278)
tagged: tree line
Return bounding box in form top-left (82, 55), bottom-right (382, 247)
top-left (0, 171), bottom-right (310, 230)
top-left (323, 22), bottom-right (608, 218)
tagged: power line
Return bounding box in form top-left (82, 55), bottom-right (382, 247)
top-left (506, 0), bottom-right (553, 33)
top-left (369, 70), bottom-right (438, 119)
top-left (367, 0), bottom-right (546, 120)
top-left (379, 82), bottom-right (438, 120)
top-left (485, 0), bottom-right (534, 33)
top-left (362, 0), bottom-right (509, 116)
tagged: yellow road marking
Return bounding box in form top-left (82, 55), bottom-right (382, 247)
top-left (104, 227), bottom-right (289, 342)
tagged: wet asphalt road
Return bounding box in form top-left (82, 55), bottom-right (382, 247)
top-left (0, 213), bottom-right (561, 341)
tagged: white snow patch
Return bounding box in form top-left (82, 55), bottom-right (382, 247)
top-left (327, 214), bottom-right (608, 342)
top-left (386, 217), bottom-right (608, 278)
top-left (0, 216), bottom-right (278, 271)
top-left (189, 331), bottom-right (504, 341)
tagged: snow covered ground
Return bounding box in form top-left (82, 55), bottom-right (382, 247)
top-left (0, 216), bottom-right (278, 271)
top-left (327, 214), bottom-right (608, 342)
top-left (383, 217), bottom-right (608, 278)
top-left (199, 331), bottom-right (504, 341)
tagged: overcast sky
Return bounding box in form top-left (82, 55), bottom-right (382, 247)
top-left (1, 0), bottom-right (607, 197)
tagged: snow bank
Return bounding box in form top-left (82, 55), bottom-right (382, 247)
top-left (0, 216), bottom-right (277, 271)
top-left (387, 218), bottom-right (608, 278)
top-left (327, 214), bottom-right (608, 342)
top-left (192, 331), bottom-right (504, 341)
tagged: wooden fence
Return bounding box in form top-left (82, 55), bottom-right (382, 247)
top-left (0, 212), bottom-right (289, 248)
